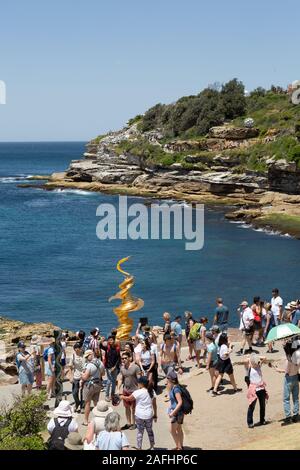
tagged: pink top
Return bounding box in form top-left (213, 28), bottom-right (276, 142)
top-left (247, 382), bottom-right (269, 405)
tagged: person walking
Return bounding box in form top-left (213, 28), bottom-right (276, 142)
top-left (238, 301), bottom-right (254, 355)
top-left (275, 340), bottom-right (300, 425)
top-left (214, 298), bottom-right (229, 333)
top-left (121, 376), bottom-right (157, 450)
top-left (118, 351), bottom-right (141, 430)
top-left (271, 288), bottom-right (283, 326)
top-left (244, 354), bottom-right (268, 428)
top-left (166, 370), bottom-right (184, 451)
top-left (44, 338), bottom-right (56, 400)
top-left (184, 311), bottom-right (194, 360)
top-left (137, 338), bottom-right (155, 385)
top-left (100, 335), bottom-right (121, 403)
top-left (69, 342), bottom-right (85, 412)
top-left (213, 333), bottom-right (240, 396)
top-left (205, 332), bottom-right (218, 392)
top-left (81, 350), bottom-right (105, 426)
top-left (16, 341), bottom-right (34, 396)
top-left (159, 334), bottom-right (183, 376)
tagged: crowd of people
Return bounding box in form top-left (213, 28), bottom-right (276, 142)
top-left (13, 288), bottom-right (300, 449)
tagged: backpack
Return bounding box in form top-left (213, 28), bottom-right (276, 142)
top-left (82, 335), bottom-right (92, 353)
top-left (172, 385), bottom-right (193, 415)
top-left (43, 347), bottom-right (50, 362)
top-left (47, 417), bottom-right (72, 450)
top-left (189, 323), bottom-right (201, 341)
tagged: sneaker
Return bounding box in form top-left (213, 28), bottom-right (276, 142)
top-left (129, 424), bottom-right (137, 430)
top-left (292, 415), bottom-right (299, 423)
top-left (258, 420), bottom-right (267, 426)
top-left (281, 417), bottom-right (293, 426)
top-left (248, 424), bottom-right (254, 429)
top-left (121, 424), bottom-right (130, 430)
top-left (206, 387), bottom-right (214, 393)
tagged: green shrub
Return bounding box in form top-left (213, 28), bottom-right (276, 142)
top-left (0, 392), bottom-right (47, 450)
top-left (0, 434), bottom-right (46, 450)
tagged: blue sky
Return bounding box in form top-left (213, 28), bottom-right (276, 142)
top-left (0, 0), bottom-right (299, 141)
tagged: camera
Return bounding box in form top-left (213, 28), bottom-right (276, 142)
top-left (139, 317), bottom-right (148, 327)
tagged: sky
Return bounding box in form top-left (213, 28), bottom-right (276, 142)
top-left (0, 0), bottom-right (299, 142)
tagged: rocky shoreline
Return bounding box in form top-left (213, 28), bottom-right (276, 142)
top-left (20, 122), bottom-right (300, 238)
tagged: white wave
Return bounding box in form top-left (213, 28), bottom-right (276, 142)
top-left (53, 188), bottom-right (93, 196)
top-left (24, 199), bottom-right (50, 208)
top-left (0, 175), bottom-right (33, 183)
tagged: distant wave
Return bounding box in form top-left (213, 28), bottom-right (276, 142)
top-left (53, 188), bottom-right (94, 196)
top-left (0, 175), bottom-right (33, 183)
top-left (234, 221), bottom-right (293, 238)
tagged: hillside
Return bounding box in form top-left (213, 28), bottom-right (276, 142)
top-left (92, 79), bottom-right (300, 173)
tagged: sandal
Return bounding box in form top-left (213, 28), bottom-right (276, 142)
top-left (211, 391), bottom-right (220, 396)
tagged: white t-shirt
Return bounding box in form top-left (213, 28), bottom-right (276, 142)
top-left (239, 307), bottom-right (254, 330)
top-left (96, 430), bottom-right (129, 450)
top-left (132, 388), bottom-right (156, 420)
top-left (140, 349), bottom-right (152, 366)
top-left (47, 417), bottom-right (78, 434)
top-left (150, 343), bottom-right (158, 360)
top-left (271, 296), bottom-right (283, 317)
top-left (249, 367), bottom-right (263, 385)
top-left (134, 344), bottom-right (142, 356)
top-left (219, 344), bottom-right (229, 360)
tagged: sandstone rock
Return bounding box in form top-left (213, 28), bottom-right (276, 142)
top-left (209, 126), bottom-right (259, 140)
top-left (0, 362), bottom-right (17, 376)
top-left (0, 369), bottom-right (18, 385)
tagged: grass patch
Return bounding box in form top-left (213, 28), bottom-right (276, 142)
top-left (254, 213), bottom-right (300, 238)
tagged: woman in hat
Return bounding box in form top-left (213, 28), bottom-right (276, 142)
top-left (85, 400), bottom-right (113, 448)
top-left (166, 370), bottom-right (184, 451)
top-left (16, 341), bottom-right (34, 396)
top-left (95, 412), bottom-right (130, 450)
top-left (244, 353), bottom-right (268, 428)
top-left (30, 335), bottom-right (42, 390)
top-left (47, 400), bottom-right (78, 450)
top-left (121, 376), bottom-right (157, 450)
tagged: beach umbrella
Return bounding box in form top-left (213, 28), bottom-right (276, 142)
top-left (265, 323), bottom-right (300, 343)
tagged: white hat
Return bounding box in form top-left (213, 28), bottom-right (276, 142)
top-left (92, 400), bottom-right (113, 418)
top-left (240, 301), bottom-right (249, 307)
top-left (290, 301), bottom-right (298, 309)
top-left (53, 400), bottom-right (73, 418)
top-left (285, 303), bottom-right (291, 310)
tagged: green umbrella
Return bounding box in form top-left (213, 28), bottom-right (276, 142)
top-left (266, 323), bottom-right (300, 343)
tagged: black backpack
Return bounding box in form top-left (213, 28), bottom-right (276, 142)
top-left (172, 385), bottom-right (193, 415)
top-left (47, 417), bottom-right (72, 450)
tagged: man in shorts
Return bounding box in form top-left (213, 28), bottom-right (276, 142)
top-left (117, 352), bottom-right (141, 430)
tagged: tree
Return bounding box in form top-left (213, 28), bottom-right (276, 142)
top-left (220, 78), bottom-right (246, 119)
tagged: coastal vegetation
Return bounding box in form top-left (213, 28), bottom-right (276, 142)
top-left (0, 391), bottom-right (47, 450)
top-left (102, 79), bottom-right (300, 171)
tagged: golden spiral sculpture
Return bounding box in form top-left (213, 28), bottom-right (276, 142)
top-left (108, 256), bottom-right (144, 341)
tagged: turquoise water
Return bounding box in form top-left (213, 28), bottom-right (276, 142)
top-left (0, 142), bottom-right (299, 335)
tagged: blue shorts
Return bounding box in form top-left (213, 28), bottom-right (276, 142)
top-left (45, 363), bottom-right (55, 377)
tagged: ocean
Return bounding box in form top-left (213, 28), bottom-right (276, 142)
top-left (0, 142), bottom-right (299, 335)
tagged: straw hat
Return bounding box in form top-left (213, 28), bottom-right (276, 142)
top-left (92, 400), bottom-right (113, 418)
top-left (290, 301), bottom-right (298, 309)
top-left (53, 400), bottom-right (73, 418)
top-left (83, 349), bottom-right (93, 359)
top-left (64, 432), bottom-right (83, 450)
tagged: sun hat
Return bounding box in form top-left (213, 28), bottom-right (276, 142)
top-left (290, 301), bottom-right (298, 309)
top-left (240, 301), bottom-right (249, 307)
top-left (184, 311), bottom-right (193, 319)
top-left (92, 400), bottom-right (113, 418)
top-left (83, 349), bottom-right (93, 359)
top-left (30, 335), bottom-right (40, 344)
top-left (64, 432), bottom-right (83, 450)
top-left (17, 341), bottom-right (26, 349)
top-left (53, 400), bottom-right (73, 418)
top-left (284, 303), bottom-right (291, 310)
